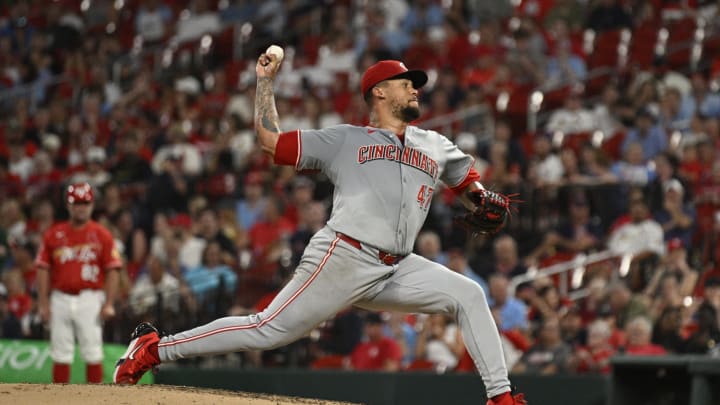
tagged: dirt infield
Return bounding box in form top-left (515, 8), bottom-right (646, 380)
top-left (0, 383), bottom-right (361, 404)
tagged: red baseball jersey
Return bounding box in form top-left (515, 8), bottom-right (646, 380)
top-left (35, 221), bottom-right (122, 293)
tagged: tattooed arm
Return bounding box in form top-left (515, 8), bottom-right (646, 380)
top-left (254, 53), bottom-right (282, 157)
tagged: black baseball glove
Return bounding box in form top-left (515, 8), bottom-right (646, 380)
top-left (455, 189), bottom-right (517, 236)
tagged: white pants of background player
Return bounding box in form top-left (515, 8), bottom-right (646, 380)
top-left (159, 226), bottom-right (510, 397)
top-left (50, 290), bottom-right (105, 364)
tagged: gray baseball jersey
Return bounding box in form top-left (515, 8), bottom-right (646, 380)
top-left (157, 125), bottom-right (511, 397)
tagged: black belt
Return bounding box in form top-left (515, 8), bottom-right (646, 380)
top-left (336, 233), bottom-right (406, 265)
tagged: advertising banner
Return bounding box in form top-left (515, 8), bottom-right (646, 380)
top-left (0, 339), bottom-right (153, 384)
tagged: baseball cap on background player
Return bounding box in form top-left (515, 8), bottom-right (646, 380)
top-left (360, 60), bottom-right (428, 98)
top-left (66, 182), bottom-right (94, 204)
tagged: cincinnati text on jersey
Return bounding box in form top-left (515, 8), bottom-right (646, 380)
top-left (356, 144), bottom-right (439, 181)
top-left (52, 244), bottom-right (99, 264)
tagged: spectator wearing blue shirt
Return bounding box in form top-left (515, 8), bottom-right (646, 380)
top-left (680, 72), bottom-right (720, 120)
top-left (184, 241), bottom-right (238, 300)
top-left (487, 274), bottom-right (529, 332)
top-left (545, 41), bottom-right (587, 88)
top-left (621, 109), bottom-right (668, 161)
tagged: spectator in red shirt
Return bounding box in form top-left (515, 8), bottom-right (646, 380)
top-left (569, 319), bottom-right (616, 374)
top-left (623, 316), bottom-right (667, 356)
top-left (350, 312), bottom-right (402, 371)
top-left (2, 269), bottom-right (31, 321)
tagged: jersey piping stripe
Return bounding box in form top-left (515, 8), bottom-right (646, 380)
top-left (295, 130), bottom-right (301, 170)
top-left (157, 236), bottom-right (341, 348)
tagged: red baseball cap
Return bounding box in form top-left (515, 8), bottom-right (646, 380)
top-left (360, 60), bottom-right (428, 96)
top-left (66, 182), bottom-right (94, 204)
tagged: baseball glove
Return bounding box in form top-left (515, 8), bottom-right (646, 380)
top-left (455, 189), bottom-right (517, 236)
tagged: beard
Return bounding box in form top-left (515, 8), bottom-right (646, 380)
top-left (398, 105), bottom-right (420, 122)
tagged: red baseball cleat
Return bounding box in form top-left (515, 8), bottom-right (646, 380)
top-left (113, 322), bottom-right (161, 384)
top-left (486, 390), bottom-right (527, 405)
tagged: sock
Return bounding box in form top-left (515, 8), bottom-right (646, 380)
top-left (52, 363), bottom-right (70, 383)
top-left (86, 363), bottom-right (103, 383)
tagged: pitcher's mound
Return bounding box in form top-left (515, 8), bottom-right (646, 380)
top-left (0, 383), bottom-right (360, 404)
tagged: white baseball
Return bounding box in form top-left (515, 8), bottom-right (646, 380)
top-left (266, 45), bottom-right (284, 62)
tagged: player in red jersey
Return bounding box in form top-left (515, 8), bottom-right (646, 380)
top-left (35, 182), bottom-right (122, 383)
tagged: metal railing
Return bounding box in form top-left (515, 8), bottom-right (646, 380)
top-left (510, 249), bottom-right (635, 299)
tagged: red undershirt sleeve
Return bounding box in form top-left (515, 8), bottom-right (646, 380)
top-left (273, 130), bottom-right (301, 168)
top-left (449, 167), bottom-right (481, 195)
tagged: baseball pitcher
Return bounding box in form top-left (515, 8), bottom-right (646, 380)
top-left (36, 182), bottom-right (122, 383)
top-left (114, 52), bottom-right (525, 404)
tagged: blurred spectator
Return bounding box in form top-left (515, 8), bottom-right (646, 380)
top-left (504, 27), bottom-right (546, 86)
top-left (642, 239), bottom-right (698, 318)
top-left (2, 270), bottom-right (31, 324)
top-left (568, 319), bottom-right (616, 374)
top-left (527, 134), bottom-right (564, 188)
top-left (149, 213), bottom-right (198, 274)
top-left (659, 87), bottom-right (690, 133)
top-left (0, 282), bottom-right (22, 338)
top-left (527, 283), bottom-right (574, 327)
top-left (151, 124), bottom-right (203, 177)
top-left (146, 150), bottom-right (194, 217)
top-left (109, 131), bottom-right (152, 200)
top-left (607, 282), bottom-right (650, 329)
top-left (645, 153), bottom-right (682, 214)
top-left (524, 194), bottom-right (603, 267)
top-left (512, 318), bottom-right (572, 375)
top-left (651, 306), bottom-right (686, 353)
top-left (653, 179), bottom-right (695, 246)
top-left (350, 312), bottom-right (402, 372)
top-left (487, 274), bottom-right (529, 332)
top-left (591, 84), bottom-right (623, 138)
top-left (196, 207), bottom-right (237, 261)
top-left (7, 235), bottom-right (37, 293)
top-left (70, 146), bottom-right (111, 190)
top-left (577, 143), bottom-right (617, 184)
top-left (0, 156), bottom-right (25, 199)
top-left (314, 308), bottom-right (364, 359)
top-left (283, 176), bottom-right (315, 228)
top-left (184, 240), bottom-right (237, 301)
top-left (383, 311), bottom-right (418, 368)
top-left (135, 0), bottom-right (174, 45)
top-left (621, 109), bottom-right (668, 161)
top-left (544, 0), bottom-right (587, 32)
top-left (415, 314), bottom-right (464, 372)
top-left (607, 197), bottom-right (665, 258)
top-left (289, 201), bottom-right (328, 268)
top-left (129, 255), bottom-right (193, 317)
top-left (623, 316), bottom-right (667, 355)
top-left (236, 172), bottom-right (268, 231)
top-left (415, 230), bottom-right (448, 265)
top-left (684, 297), bottom-right (720, 354)
top-left (611, 142), bottom-right (657, 186)
top-left (175, 0), bottom-right (221, 43)
top-left (545, 89), bottom-right (597, 135)
top-left (679, 72), bottom-right (720, 120)
top-left (545, 40), bottom-right (587, 88)
top-left (475, 234), bottom-right (527, 281)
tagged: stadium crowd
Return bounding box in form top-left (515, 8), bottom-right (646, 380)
top-left (1, 0), bottom-right (720, 376)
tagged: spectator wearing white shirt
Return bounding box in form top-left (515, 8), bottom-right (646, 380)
top-left (175, 0), bottom-right (221, 43)
top-left (528, 134), bottom-right (564, 187)
top-left (151, 124), bottom-right (203, 177)
top-left (129, 255), bottom-right (188, 316)
top-left (546, 91), bottom-right (597, 135)
top-left (134, 0), bottom-right (173, 44)
top-left (607, 198), bottom-right (665, 257)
